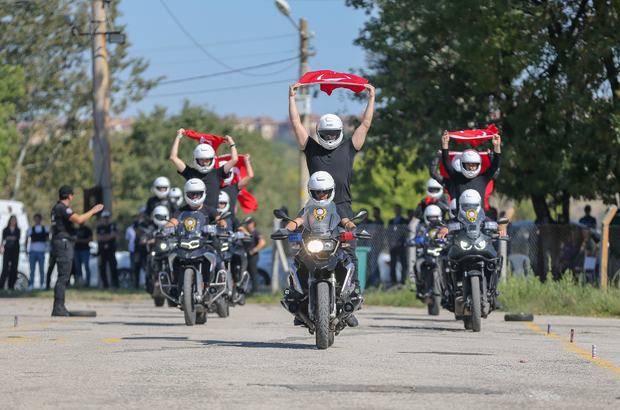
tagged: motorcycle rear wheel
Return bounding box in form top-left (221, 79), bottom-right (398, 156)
top-left (428, 270), bottom-right (441, 316)
top-left (153, 297), bottom-right (165, 307)
top-left (183, 269), bottom-right (196, 326)
top-left (315, 282), bottom-right (332, 350)
top-left (470, 276), bottom-right (482, 332)
top-left (196, 312), bottom-right (207, 324)
top-left (216, 298), bottom-right (229, 318)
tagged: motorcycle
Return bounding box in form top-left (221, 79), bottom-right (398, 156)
top-left (437, 209), bottom-right (509, 332)
top-left (157, 211), bottom-right (232, 326)
top-left (272, 206), bottom-right (370, 350)
top-left (220, 217), bottom-right (254, 311)
top-left (407, 224), bottom-right (448, 316)
top-left (144, 226), bottom-right (176, 307)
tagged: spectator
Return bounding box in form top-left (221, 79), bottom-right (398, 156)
top-left (133, 207), bottom-right (149, 288)
top-left (0, 215), bottom-right (21, 290)
top-left (244, 217), bottom-right (266, 294)
top-left (406, 209), bottom-right (415, 223)
top-left (25, 213), bottom-right (49, 291)
top-left (125, 215), bottom-right (139, 289)
top-left (388, 205), bottom-right (409, 288)
top-left (558, 229), bottom-right (586, 279)
top-left (579, 205), bottom-right (597, 229)
top-left (73, 222), bottom-right (93, 287)
top-left (367, 207), bottom-right (385, 287)
top-left (96, 210), bottom-right (119, 288)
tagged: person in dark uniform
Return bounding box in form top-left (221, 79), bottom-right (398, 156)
top-left (243, 217), bottom-right (265, 294)
top-left (74, 222), bottom-right (93, 287)
top-left (388, 205), bottom-right (409, 287)
top-left (50, 185), bottom-right (102, 316)
top-left (166, 179), bottom-right (226, 228)
top-left (288, 82), bottom-right (375, 327)
top-left (219, 153), bottom-right (254, 218)
top-left (0, 215), bottom-right (21, 290)
top-left (169, 128), bottom-right (238, 209)
top-left (96, 210), bottom-right (118, 288)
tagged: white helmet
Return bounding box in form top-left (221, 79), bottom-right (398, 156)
top-left (449, 199), bottom-right (457, 219)
top-left (153, 176), bottom-right (170, 199)
top-left (424, 204), bottom-right (442, 224)
top-left (219, 161), bottom-right (234, 186)
top-left (451, 154), bottom-right (462, 173)
top-left (316, 114), bottom-right (343, 150)
top-left (459, 189), bottom-right (482, 209)
top-left (169, 187), bottom-right (183, 207)
top-left (193, 144), bottom-right (216, 174)
top-left (152, 205), bottom-right (170, 228)
top-left (183, 178), bottom-right (206, 208)
top-left (218, 191), bottom-right (230, 215)
top-left (460, 150), bottom-right (482, 179)
top-left (425, 179), bottom-right (443, 199)
top-left (308, 171), bottom-right (335, 206)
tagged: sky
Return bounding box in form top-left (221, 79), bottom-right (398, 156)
top-left (115, 0), bottom-right (373, 122)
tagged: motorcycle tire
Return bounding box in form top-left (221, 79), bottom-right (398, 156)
top-left (216, 298), bottom-right (229, 318)
top-left (196, 312), bottom-right (207, 325)
top-left (504, 313), bottom-right (534, 322)
top-left (182, 269), bottom-right (196, 326)
top-left (428, 271), bottom-right (441, 316)
top-left (328, 330), bottom-right (335, 347)
top-left (153, 297), bottom-right (165, 307)
top-left (315, 282), bottom-right (332, 350)
top-left (463, 318), bottom-right (473, 330)
top-left (167, 298), bottom-right (178, 308)
top-left (470, 276), bottom-right (482, 332)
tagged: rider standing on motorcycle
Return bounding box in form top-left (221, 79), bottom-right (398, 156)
top-left (145, 177), bottom-right (178, 222)
top-left (414, 179), bottom-right (450, 220)
top-left (170, 128), bottom-right (238, 209)
top-left (284, 171), bottom-right (360, 327)
top-left (220, 154), bottom-right (254, 218)
top-left (166, 179), bottom-right (226, 229)
top-left (441, 131), bottom-right (501, 210)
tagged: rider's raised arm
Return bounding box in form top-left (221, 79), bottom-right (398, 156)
top-left (429, 151), bottom-right (445, 184)
top-left (351, 84), bottom-right (376, 151)
top-left (289, 83), bottom-right (310, 150)
top-left (170, 128), bottom-right (187, 173)
top-left (441, 131), bottom-right (459, 178)
top-left (482, 135), bottom-right (502, 179)
top-left (238, 154), bottom-right (254, 189)
top-left (223, 135), bottom-right (238, 173)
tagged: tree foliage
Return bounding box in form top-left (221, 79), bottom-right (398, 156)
top-left (347, 0), bottom-right (620, 222)
top-left (0, 64), bottom-right (24, 191)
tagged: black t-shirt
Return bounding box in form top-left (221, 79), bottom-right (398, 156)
top-left (145, 196), bottom-right (177, 221)
top-left (96, 223), bottom-right (118, 247)
top-left (244, 229), bottom-right (263, 253)
top-left (178, 164), bottom-right (226, 208)
top-left (303, 137), bottom-right (358, 204)
top-left (51, 201), bottom-right (76, 239)
top-left (75, 226), bottom-right (93, 252)
top-left (172, 204), bottom-right (220, 225)
top-left (2, 227), bottom-right (20, 251)
top-left (221, 183), bottom-right (239, 217)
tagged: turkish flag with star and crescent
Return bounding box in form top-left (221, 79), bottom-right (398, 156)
top-left (215, 154), bottom-right (258, 214)
top-left (439, 151), bottom-right (494, 210)
top-left (184, 130), bottom-right (226, 150)
top-left (299, 70), bottom-right (369, 96)
top-left (447, 125), bottom-right (498, 147)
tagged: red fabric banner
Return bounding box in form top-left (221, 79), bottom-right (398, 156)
top-left (299, 70), bottom-right (368, 96)
top-left (184, 130), bottom-right (226, 151)
top-left (439, 150), bottom-right (494, 210)
top-left (238, 187), bottom-right (258, 214)
top-left (215, 154), bottom-right (258, 214)
top-left (447, 125), bottom-right (498, 147)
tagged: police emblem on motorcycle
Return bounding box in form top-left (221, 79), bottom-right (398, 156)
top-left (313, 207), bottom-right (327, 221)
top-left (184, 218), bottom-right (197, 231)
top-left (466, 210), bottom-right (477, 223)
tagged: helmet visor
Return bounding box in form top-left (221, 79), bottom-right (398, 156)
top-left (156, 186), bottom-right (168, 192)
top-left (318, 130), bottom-right (340, 141)
top-left (462, 162), bottom-right (479, 171)
top-left (310, 189), bottom-right (333, 201)
top-left (427, 187), bottom-right (441, 194)
top-left (186, 191), bottom-right (204, 200)
top-left (196, 158), bottom-right (213, 167)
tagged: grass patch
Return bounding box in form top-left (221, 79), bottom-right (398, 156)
top-left (498, 274), bottom-right (620, 317)
top-left (247, 293), bottom-right (281, 304)
top-left (361, 287), bottom-right (426, 308)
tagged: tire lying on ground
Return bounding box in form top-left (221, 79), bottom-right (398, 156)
top-left (504, 313), bottom-right (534, 322)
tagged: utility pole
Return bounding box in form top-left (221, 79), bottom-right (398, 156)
top-left (296, 17), bottom-right (314, 209)
top-left (91, 0), bottom-right (113, 214)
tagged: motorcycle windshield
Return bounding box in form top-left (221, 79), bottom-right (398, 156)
top-left (175, 211), bottom-right (206, 238)
top-left (301, 202), bottom-right (341, 233)
top-left (458, 205), bottom-right (484, 239)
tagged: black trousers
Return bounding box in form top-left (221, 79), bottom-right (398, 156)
top-left (248, 253), bottom-right (259, 293)
top-left (390, 246), bottom-right (408, 285)
top-left (336, 202), bottom-right (359, 283)
top-left (0, 248), bottom-right (19, 289)
top-left (99, 250), bottom-right (119, 288)
top-left (52, 238), bottom-right (74, 309)
top-left (134, 248), bottom-right (147, 289)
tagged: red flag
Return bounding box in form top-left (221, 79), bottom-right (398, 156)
top-left (238, 187), bottom-right (258, 214)
top-left (439, 151), bottom-right (494, 210)
top-left (185, 130), bottom-right (226, 151)
top-left (299, 70), bottom-right (368, 96)
top-left (447, 125), bottom-right (498, 146)
top-left (216, 154), bottom-right (248, 186)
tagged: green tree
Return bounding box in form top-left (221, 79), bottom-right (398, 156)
top-left (0, 64), bottom-right (25, 193)
top-left (347, 0), bottom-right (620, 222)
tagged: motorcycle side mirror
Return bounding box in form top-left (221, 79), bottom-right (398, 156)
top-left (352, 209), bottom-right (368, 221)
top-left (273, 209), bottom-right (293, 222)
top-left (241, 216), bottom-right (253, 225)
top-left (219, 211), bottom-right (231, 220)
top-left (497, 217), bottom-right (510, 224)
top-left (429, 219), bottom-right (443, 227)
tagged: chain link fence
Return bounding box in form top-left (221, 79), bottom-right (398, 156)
top-left (608, 225), bottom-right (620, 286)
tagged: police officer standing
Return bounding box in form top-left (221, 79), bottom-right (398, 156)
top-left (96, 210), bottom-right (119, 288)
top-left (51, 185), bottom-right (103, 316)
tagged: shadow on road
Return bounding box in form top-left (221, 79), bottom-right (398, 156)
top-left (96, 321), bottom-right (183, 327)
top-left (198, 339), bottom-right (315, 350)
top-left (366, 324), bottom-right (463, 332)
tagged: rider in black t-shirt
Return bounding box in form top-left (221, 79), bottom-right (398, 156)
top-left (169, 128), bottom-right (238, 209)
top-left (167, 179), bottom-right (226, 229)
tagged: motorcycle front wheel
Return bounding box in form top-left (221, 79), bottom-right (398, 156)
top-left (428, 270), bottom-right (441, 316)
top-left (216, 298), bottom-right (229, 318)
top-left (470, 276), bottom-right (482, 332)
top-left (315, 282), bottom-right (333, 350)
top-left (183, 269), bottom-right (196, 326)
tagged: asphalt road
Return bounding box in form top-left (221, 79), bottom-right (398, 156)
top-left (1, 298), bottom-right (619, 410)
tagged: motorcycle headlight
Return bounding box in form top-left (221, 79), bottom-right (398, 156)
top-left (307, 240), bottom-right (324, 253)
top-left (474, 240), bottom-right (487, 250)
top-left (180, 239), bottom-right (200, 250)
top-left (159, 242), bottom-right (168, 250)
top-left (460, 240), bottom-right (472, 250)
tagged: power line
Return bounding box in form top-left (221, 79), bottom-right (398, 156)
top-left (147, 49), bottom-right (296, 66)
top-left (158, 57), bottom-right (298, 85)
top-left (132, 33), bottom-right (296, 53)
top-left (158, 0), bottom-right (295, 77)
top-left (145, 78), bottom-right (296, 98)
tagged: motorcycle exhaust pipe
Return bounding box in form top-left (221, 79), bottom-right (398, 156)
top-left (330, 297), bottom-right (365, 330)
